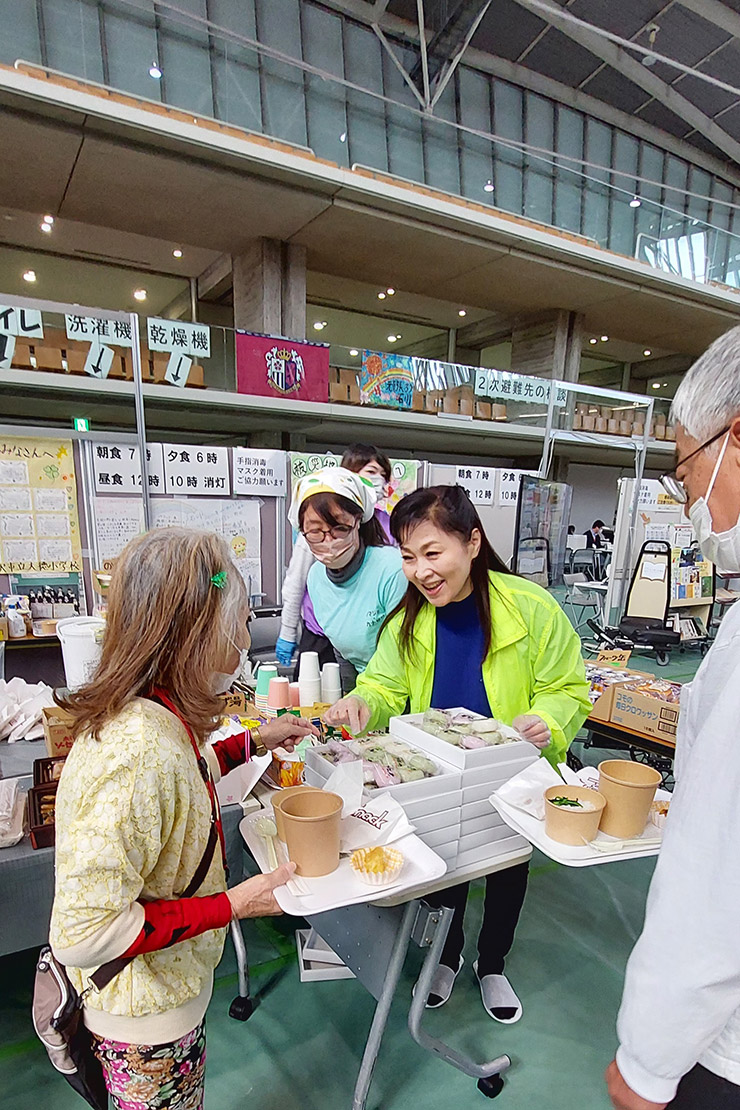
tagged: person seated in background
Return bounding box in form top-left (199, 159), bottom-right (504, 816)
top-left (568, 524), bottom-right (576, 535)
top-left (275, 444), bottom-right (394, 671)
top-left (586, 519), bottom-right (605, 548)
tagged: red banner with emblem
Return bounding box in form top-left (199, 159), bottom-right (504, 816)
top-left (236, 331), bottom-right (329, 403)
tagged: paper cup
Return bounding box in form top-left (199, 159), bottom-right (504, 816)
top-left (280, 790), bottom-right (343, 877)
top-left (598, 760), bottom-right (661, 838)
top-left (299, 678), bottom-right (322, 706)
top-left (256, 664), bottom-right (278, 697)
top-left (267, 676), bottom-right (291, 710)
top-left (289, 682), bottom-right (301, 708)
top-left (321, 663), bottom-right (342, 703)
top-left (544, 785), bottom-right (606, 846)
top-left (298, 651), bottom-right (321, 683)
top-left (272, 785), bottom-right (320, 842)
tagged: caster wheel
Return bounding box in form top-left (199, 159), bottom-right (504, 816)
top-left (656, 651), bottom-right (669, 667)
top-left (229, 996), bottom-right (254, 1022)
top-left (701, 642), bottom-right (710, 657)
top-left (477, 1074), bottom-right (505, 1099)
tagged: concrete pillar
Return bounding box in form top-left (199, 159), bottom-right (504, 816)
top-left (510, 309), bottom-right (583, 381)
top-left (232, 239), bottom-right (306, 340)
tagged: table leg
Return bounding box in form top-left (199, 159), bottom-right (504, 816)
top-left (352, 901), bottom-right (417, 1110)
top-left (228, 919), bottom-right (254, 1022)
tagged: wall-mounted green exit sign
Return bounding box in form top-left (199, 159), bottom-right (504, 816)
top-left (73, 417), bottom-right (90, 432)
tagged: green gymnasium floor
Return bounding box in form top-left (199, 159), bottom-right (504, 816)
top-left (0, 645), bottom-right (703, 1109)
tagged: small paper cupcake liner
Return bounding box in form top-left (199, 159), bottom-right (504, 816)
top-left (350, 846), bottom-right (404, 886)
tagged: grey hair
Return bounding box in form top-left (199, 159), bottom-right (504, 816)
top-left (671, 325), bottom-right (740, 444)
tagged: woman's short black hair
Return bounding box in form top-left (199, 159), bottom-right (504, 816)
top-left (341, 443), bottom-right (392, 482)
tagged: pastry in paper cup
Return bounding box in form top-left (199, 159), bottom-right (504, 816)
top-left (350, 845), bottom-right (404, 886)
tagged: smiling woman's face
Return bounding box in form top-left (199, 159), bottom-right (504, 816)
top-left (399, 520), bottom-right (481, 607)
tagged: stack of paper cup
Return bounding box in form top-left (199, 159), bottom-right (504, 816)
top-left (254, 664), bottom-right (278, 715)
top-left (321, 662), bottom-right (341, 704)
top-left (298, 651), bottom-right (322, 708)
top-left (289, 682), bottom-right (301, 708)
top-left (266, 677), bottom-right (291, 719)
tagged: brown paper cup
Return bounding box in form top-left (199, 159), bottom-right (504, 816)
top-left (280, 790), bottom-right (343, 877)
top-left (598, 760), bottom-right (661, 838)
top-left (272, 785), bottom-right (320, 843)
top-left (544, 785), bottom-right (606, 846)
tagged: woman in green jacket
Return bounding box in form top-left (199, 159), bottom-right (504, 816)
top-left (326, 485), bottom-right (590, 1019)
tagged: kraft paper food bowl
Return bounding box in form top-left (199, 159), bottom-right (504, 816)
top-left (280, 790), bottom-right (343, 877)
top-left (598, 760), bottom-right (661, 838)
top-left (544, 785), bottom-right (606, 846)
top-left (272, 785), bottom-right (320, 842)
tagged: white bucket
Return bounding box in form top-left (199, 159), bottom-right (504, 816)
top-left (56, 617), bottom-right (106, 690)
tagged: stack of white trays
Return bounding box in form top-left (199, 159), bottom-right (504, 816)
top-left (304, 739), bottom-right (462, 864)
top-left (389, 709), bottom-right (538, 870)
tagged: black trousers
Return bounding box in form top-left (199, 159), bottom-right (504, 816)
top-left (669, 1064), bottom-right (740, 1108)
top-left (426, 861), bottom-right (529, 977)
top-left (292, 628), bottom-right (336, 679)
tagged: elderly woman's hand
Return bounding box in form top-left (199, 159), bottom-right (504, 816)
top-left (226, 862), bottom-right (296, 919)
top-left (258, 715), bottom-right (320, 753)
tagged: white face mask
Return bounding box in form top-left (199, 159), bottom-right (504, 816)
top-left (368, 474), bottom-right (386, 495)
top-left (688, 431), bottom-right (740, 571)
top-left (211, 640), bottom-right (248, 694)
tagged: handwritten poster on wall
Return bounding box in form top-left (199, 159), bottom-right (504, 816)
top-left (0, 436), bottom-right (83, 573)
top-left (360, 351), bottom-right (414, 409)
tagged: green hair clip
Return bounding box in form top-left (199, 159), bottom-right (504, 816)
top-left (211, 570), bottom-right (227, 589)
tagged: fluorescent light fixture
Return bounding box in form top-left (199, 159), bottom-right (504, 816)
top-left (133, 288), bottom-right (147, 301)
top-left (630, 195), bottom-right (641, 208)
top-left (149, 62), bottom-right (162, 79)
top-left (23, 270), bottom-right (36, 283)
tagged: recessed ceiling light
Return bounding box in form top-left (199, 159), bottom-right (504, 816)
top-left (652, 382), bottom-right (660, 389)
top-left (43, 214), bottom-right (54, 224)
top-left (662, 382), bottom-right (668, 387)
top-left (40, 221), bottom-right (52, 233)
top-left (483, 180), bottom-right (494, 193)
top-left (172, 248), bottom-right (183, 258)
top-left (458, 309), bottom-right (467, 317)
top-left (149, 62), bottom-right (162, 79)
top-left (313, 321), bottom-right (327, 331)
top-left (133, 288), bottom-right (147, 301)
top-left (600, 335), bottom-right (609, 342)
top-left (386, 287), bottom-right (395, 296)
top-left (377, 292), bottom-right (386, 300)
top-left (630, 195), bottom-right (641, 208)
top-left (643, 348), bottom-right (652, 356)
top-left (589, 337), bottom-right (598, 344)
top-left (387, 334), bottom-right (398, 343)
top-left (339, 132), bottom-right (347, 142)
top-left (349, 348), bottom-right (359, 356)
top-left (23, 270), bottom-right (36, 283)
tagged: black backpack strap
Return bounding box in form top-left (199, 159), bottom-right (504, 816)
top-left (180, 819), bottom-right (219, 899)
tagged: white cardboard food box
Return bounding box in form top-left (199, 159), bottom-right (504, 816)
top-left (390, 709), bottom-right (538, 771)
top-left (456, 832), bottom-right (529, 871)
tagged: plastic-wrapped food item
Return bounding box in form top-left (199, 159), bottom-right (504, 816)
top-left (623, 678), bottom-right (682, 704)
top-left (584, 662), bottom-right (635, 704)
top-left (319, 732), bottom-right (439, 789)
top-left (420, 708), bottom-right (520, 747)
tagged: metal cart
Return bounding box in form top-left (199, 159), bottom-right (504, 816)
top-left (228, 849), bottom-right (531, 1107)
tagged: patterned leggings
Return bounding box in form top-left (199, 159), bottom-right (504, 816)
top-left (92, 1021), bottom-right (206, 1110)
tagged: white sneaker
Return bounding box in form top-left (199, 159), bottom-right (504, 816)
top-left (413, 956), bottom-right (464, 1009)
top-left (473, 962), bottom-right (523, 1024)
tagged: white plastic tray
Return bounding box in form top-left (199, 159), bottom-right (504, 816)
top-left (489, 791), bottom-right (667, 868)
top-left (390, 708), bottom-right (537, 770)
top-left (239, 813), bottom-right (447, 915)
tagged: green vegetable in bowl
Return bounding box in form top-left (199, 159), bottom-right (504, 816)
top-left (549, 796), bottom-right (584, 808)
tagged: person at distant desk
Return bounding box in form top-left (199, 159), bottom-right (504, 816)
top-left (586, 520), bottom-right (605, 548)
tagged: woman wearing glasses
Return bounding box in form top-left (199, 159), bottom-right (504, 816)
top-left (290, 467), bottom-right (406, 674)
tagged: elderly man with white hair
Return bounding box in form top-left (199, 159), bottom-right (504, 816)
top-left (606, 326), bottom-right (740, 1110)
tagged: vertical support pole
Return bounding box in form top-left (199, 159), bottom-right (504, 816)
top-left (130, 312), bottom-right (152, 530)
top-left (189, 278), bottom-right (198, 323)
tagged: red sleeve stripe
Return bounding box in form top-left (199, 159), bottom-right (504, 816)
top-left (122, 893), bottom-right (232, 956)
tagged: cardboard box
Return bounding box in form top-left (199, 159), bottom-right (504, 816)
top-left (610, 688), bottom-right (680, 740)
top-left (587, 664), bottom-right (654, 723)
top-left (42, 706), bottom-right (76, 758)
top-left (29, 782), bottom-right (57, 849)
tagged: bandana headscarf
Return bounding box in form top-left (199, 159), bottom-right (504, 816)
top-left (288, 466), bottom-right (377, 528)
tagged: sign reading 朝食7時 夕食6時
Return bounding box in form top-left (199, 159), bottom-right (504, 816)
top-left (236, 332), bottom-right (329, 403)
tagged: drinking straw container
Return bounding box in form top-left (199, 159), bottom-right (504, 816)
top-left (598, 760), bottom-right (661, 838)
top-left (272, 785), bottom-right (320, 842)
top-left (544, 785), bottom-right (606, 846)
top-left (280, 790), bottom-right (343, 876)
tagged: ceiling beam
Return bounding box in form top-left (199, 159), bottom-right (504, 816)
top-left (675, 0), bottom-right (740, 40)
top-left (322, 0), bottom-right (740, 188)
top-left (508, 0), bottom-right (740, 168)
